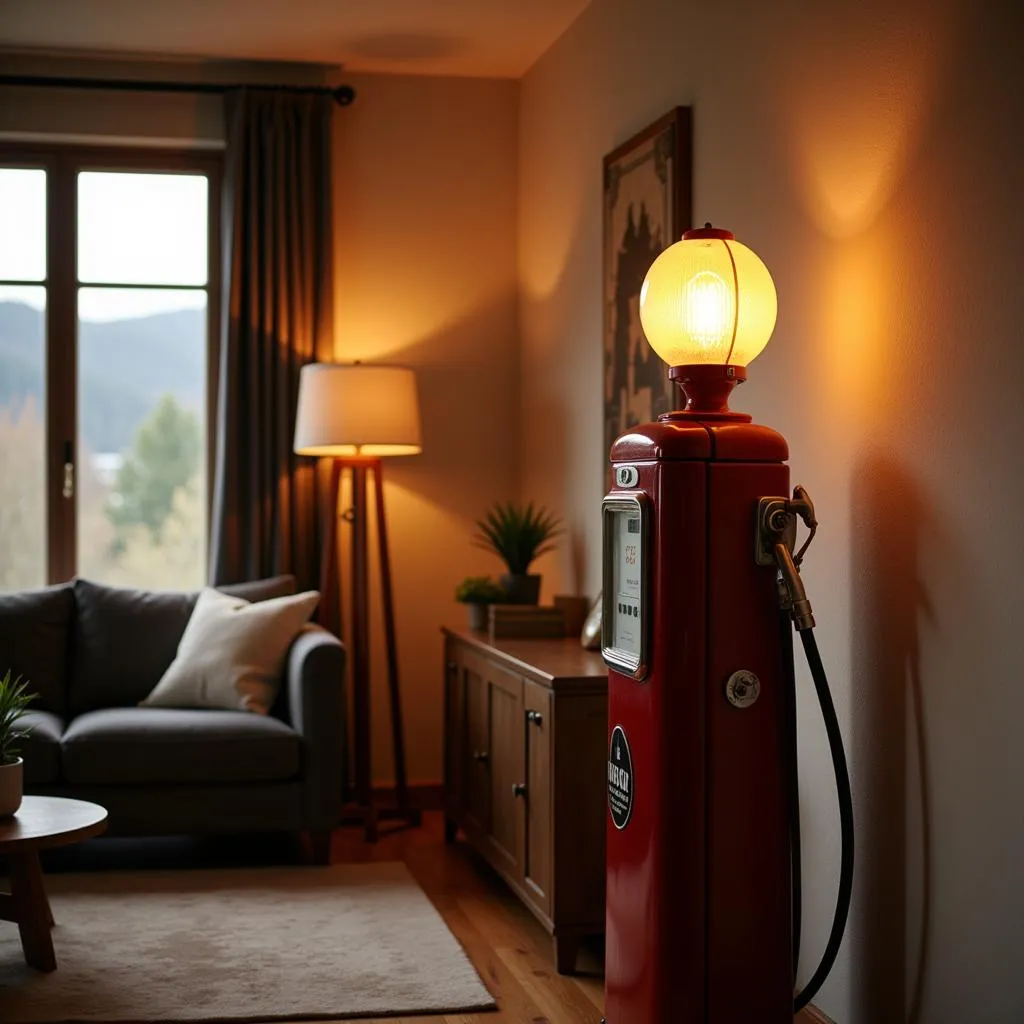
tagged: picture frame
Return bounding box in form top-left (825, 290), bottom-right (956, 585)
top-left (603, 107), bottom-right (693, 483)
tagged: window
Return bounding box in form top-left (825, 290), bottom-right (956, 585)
top-left (0, 147), bottom-right (220, 592)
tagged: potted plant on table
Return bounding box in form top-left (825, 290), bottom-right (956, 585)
top-left (474, 501), bottom-right (562, 605)
top-left (455, 576), bottom-right (507, 631)
top-left (0, 670), bottom-right (34, 818)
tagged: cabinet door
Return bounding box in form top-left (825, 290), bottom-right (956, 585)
top-left (487, 663), bottom-right (524, 879)
top-left (464, 660), bottom-right (491, 836)
top-left (523, 679), bottom-right (553, 916)
top-left (443, 643), bottom-right (465, 812)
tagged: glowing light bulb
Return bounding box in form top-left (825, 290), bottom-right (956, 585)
top-left (684, 271), bottom-right (733, 349)
top-left (639, 227), bottom-right (777, 368)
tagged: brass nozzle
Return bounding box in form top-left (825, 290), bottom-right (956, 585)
top-left (774, 541), bottom-right (815, 630)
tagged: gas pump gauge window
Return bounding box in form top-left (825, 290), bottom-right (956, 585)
top-left (601, 492), bottom-right (649, 680)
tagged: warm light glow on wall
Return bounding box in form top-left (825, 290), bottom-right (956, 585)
top-left (817, 232), bottom-right (893, 433)
top-left (639, 229), bottom-right (777, 367)
top-left (774, 1), bottom-right (949, 237)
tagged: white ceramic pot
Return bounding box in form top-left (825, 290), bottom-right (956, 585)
top-left (0, 757), bottom-right (23, 818)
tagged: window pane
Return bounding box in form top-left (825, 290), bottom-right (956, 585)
top-left (77, 287), bottom-right (207, 590)
top-left (78, 172), bottom-right (208, 285)
top-left (0, 168), bottom-right (46, 282)
top-left (0, 285), bottom-right (47, 590)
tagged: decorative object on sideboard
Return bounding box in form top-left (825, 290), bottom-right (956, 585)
top-left (0, 670), bottom-right (35, 817)
top-left (454, 576), bottom-right (507, 631)
top-left (580, 593), bottom-right (603, 650)
top-left (474, 501), bottom-right (562, 605)
top-left (554, 594), bottom-right (591, 636)
top-left (488, 604), bottom-right (566, 640)
top-left (294, 361), bottom-right (423, 842)
top-left (603, 106), bottom-right (692, 490)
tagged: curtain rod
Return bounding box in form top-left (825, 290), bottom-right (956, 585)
top-left (0, 73), bottom-right (356, 106)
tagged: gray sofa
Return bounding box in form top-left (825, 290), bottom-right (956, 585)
top-left (1, 575), bottom-right (345, 861)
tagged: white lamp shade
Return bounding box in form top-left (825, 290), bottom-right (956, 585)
top-left (293, 363), bottom-right (422, 457)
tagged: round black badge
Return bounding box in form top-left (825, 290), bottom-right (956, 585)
top-left (607, 725), bottom-right (634, 830)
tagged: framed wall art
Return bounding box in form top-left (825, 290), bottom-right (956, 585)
top-left (603, 107), bottom-right (692, 480)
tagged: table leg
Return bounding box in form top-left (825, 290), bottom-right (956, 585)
top-left (8, 850), bottom-right (57, 972)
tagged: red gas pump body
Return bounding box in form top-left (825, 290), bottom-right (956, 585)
top-left (603, 416), bottom-right (793, 1024)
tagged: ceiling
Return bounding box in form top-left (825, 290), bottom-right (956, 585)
top-left (0, 0), bottom-right (592, 78)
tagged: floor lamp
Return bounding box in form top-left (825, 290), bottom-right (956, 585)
top-left (294, 362), bottom-right (423, 842)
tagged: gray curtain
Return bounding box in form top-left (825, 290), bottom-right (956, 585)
top-left (209, 89), bottom-right (335, 629)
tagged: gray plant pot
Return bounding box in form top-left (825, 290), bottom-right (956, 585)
top-left (500, 573), bottom-right (542, 605)
top-left (467, 603), bottom-right (489, 631)
top-left (0, 757), bottom-right (23, 818)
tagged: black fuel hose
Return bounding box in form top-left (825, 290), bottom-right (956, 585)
top-left (781, 611), bottom-right (802, 969)
top-left (793, 626), bottom-right (855, 1012)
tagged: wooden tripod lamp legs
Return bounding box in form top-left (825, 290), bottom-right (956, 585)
top-left (320, 457), bottom-right (417, 842)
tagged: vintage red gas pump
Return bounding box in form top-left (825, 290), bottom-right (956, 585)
top-left (601, 226), bottom-right (853, 1023)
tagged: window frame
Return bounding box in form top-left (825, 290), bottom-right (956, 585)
top-left (0, 142), bottom-right (222, 586)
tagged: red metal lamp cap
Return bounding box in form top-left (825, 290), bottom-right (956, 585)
top-left (681, 222), bottom-right (735, 242)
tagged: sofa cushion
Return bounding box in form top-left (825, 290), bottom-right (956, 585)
top-left (61, 707), bottom-right (301, 785)
top-left (0, 585), bottom-right (73, 715)
top-left (18, 710), bottom-right (64, 785)
top-left (69, 576), bottom-right (298, 715)
top-left (142, 588), bottom-right (319, 714)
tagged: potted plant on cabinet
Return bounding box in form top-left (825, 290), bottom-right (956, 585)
top-left (0, 670), bottom-right (34, 818)
top-left (474, 501), bottom-right (562, 605)
top-left (455, 576), bottom-right (507, 630)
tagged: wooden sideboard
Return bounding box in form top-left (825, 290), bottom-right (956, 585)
top-left (442, 626), bottom-right (608, 973)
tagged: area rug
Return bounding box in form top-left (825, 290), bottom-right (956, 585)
top-left (0, 861), bottom-right (496, 1022)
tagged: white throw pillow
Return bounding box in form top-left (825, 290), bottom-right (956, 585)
top-left (142, 587), bottom-right (320, 714)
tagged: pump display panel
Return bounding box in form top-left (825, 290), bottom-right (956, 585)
top-left (601, 492), bottom-right (649, 679)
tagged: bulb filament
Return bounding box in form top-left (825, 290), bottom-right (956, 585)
top-left (684, 270), bottom-right (733, 350)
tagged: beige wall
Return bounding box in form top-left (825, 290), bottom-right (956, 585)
top-left (333, 72), bottom-right (520, 789)
top-left (519, 1), bottom-right (1024, 1021)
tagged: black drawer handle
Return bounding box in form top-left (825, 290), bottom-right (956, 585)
top-left (447, 661), bottom-right (458, 673)
top-left (526, 709), bottom-right (543, 726)
top-left (473, 750), bottom-right (490, 764)
top-left (512, 783), bottom-right (527, 799)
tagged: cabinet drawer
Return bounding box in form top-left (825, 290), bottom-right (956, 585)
top-left (523, 679), bottom-right (553, 917)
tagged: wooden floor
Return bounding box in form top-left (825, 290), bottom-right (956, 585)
top-left (305, 812), bottom-right (821, 1024)
top-left (35, 811), bottom-right (824, 1023)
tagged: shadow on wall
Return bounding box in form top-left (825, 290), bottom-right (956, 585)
top-left (850, 451), bottom-right (936, 1024)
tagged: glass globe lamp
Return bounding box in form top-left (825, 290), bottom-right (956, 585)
top-left (639, 225), bottom-right (777, 415)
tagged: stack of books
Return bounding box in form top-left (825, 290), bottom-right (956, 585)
top-left (488, 604), bottom-right (567, 640)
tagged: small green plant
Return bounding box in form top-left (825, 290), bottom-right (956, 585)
top-left (455, 576), bottom-right (507, 605)
top-left (0, 671), bottom-right (35, 766)
top-left (474, 502), bottom-right (562, 576)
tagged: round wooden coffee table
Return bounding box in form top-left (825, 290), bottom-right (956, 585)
top-left (0, 796), bottom-right (107, 972)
